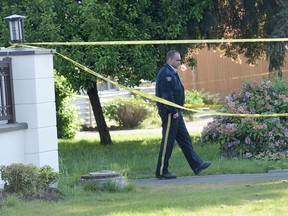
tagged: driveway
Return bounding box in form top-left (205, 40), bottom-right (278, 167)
top-left (76, 117), bottom-right (212, 138)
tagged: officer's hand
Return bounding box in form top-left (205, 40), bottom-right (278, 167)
top-left (173, 112), bottom-right (179, 119)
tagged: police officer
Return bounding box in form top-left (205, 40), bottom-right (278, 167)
top-left (155, 50), bottom-right (211, 179)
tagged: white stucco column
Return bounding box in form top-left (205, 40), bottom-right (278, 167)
top-left (0, 47), bottom-right (59, 171)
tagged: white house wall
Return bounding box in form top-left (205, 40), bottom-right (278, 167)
top-left (0, 48), bottom-right (59, 189)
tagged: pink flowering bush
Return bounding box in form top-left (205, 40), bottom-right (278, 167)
top-left (201, 78), bottom-right (288, 160)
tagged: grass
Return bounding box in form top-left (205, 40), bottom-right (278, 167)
top-left (1, 131), bottom-right (288, 215)
top-left (1, 181), bottom-right (288, 215)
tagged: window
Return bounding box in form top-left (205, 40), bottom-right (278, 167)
top-left (0, 57), bottom-right (15, 123)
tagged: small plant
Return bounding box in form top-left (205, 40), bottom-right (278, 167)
top-left (0, 163), bottom-right (59, 195)
top-left (3, 194), bottom-right (19, 208)
top-left (0, 164), bottom-right (38, 194)
top-left (201, 77), bottom-right (288, 160)
top-left (103, 96), bottom-right (150, 128)
top-left (199, 91), bottom-right (221, 105)
top-left (184, 90), bottom-right (204, 108)
top-left (182, 90), bottom-right (204, 120)
top-left (37, 165), bottom-right (59, 192)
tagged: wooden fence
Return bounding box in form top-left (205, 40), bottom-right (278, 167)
top-left (178, 48), bottom-right (288, 99)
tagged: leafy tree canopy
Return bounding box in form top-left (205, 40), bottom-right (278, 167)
top-left (0, 0), bottom-right (212, 88)
top-left (0, 0), bottom-right (213, 144)
top-left (202, 0), bottom-right (287, 73)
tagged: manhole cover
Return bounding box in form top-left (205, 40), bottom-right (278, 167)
top-left (79, 170), bottom-right (126, 189)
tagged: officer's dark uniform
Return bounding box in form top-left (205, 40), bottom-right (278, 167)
top-left (155, 63), bottom-right (203, 177)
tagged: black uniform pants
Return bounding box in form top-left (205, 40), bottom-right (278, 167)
top-left (156, 110), bottom-right (203, 176)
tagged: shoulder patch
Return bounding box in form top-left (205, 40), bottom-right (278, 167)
top-left (165, 76), bottom-right (172, 82)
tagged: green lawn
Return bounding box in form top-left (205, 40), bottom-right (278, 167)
top-left (2, 181), bottom-right (288, 216)
top-left (1, 132), bottom-right (288, 216)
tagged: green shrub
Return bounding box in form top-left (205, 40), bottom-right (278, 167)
top-left (182, 90), bottom-right (203, 119)
top-left (184, 90), bottom-right (204, 108)
top-left (0, 163), bottom-right (59, 195)
top-left (201, 77), bottom-right (288, 160)
top-left (199, 91), bottom-right (221, 105)
top-left (0, 164), bottom-right (38, 194)
top-left (54, 70), bottom-right (81, 139)
top-left (103, 96), bottom-right (150, 128)
top-left (37, 165), bottom-right (59, 192)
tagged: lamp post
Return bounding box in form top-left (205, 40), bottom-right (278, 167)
top-left (4, 14), bottom-right (26, 43)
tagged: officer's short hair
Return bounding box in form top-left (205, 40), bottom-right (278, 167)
top-left (166, 50), bottom-right (180, 61)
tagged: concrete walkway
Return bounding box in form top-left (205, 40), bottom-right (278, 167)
top-left (133, 169), bottom-right (288, 186)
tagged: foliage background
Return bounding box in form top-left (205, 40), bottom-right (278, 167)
top-left (0, 0), bottom-right (287, 144)
top-left (54, 70), bottom-right (81, 139)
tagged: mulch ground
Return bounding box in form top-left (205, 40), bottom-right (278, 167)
top-left (20, 191), bottom-right (65, 201)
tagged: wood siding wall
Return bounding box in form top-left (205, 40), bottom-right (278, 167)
top-left (178, 48), bottom-right (288, 99)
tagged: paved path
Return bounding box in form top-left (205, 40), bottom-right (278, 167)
top-left (76, 117), bottom-right (212, 138)
top-left (133, 169), bottom-right (288, 186)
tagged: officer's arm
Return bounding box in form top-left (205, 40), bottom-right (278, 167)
top-left (160, 75), bottom-right (178, 114)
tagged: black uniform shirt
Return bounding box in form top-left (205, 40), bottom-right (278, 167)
top-left (155, 63), bottom-right (185, 114)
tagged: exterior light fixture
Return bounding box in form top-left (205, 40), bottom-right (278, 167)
top-left (4, 14), bottom-right (26, 43)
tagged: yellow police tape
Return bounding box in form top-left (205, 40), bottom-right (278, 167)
top-left (56, 52), bottom-right (288, 117)
top-left (23, 37), bottom-right (288, 46)
top-left (56, 52), bottom-right (201, 112)
top-left (21, 38), bottom-right (288, 88)
top-left (21, 44), bottom-right (281, 88)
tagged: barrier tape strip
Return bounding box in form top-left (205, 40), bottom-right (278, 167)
top-left (22, 38), bottom-right (288, 86)
top-left (17, 44), bottom-right (288, 87)
top-left (55, 52), bottom-right (202, 112)
top-left (23, 37), bottom-right (288, 46)
top-left (56, 52), bottom-right (288, 117)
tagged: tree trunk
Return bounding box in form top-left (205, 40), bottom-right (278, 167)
top-left (87, 82), bottom-right (112, 145)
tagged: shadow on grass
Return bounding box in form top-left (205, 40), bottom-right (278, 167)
top-left (41, 180), bottom-right (288, 216)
